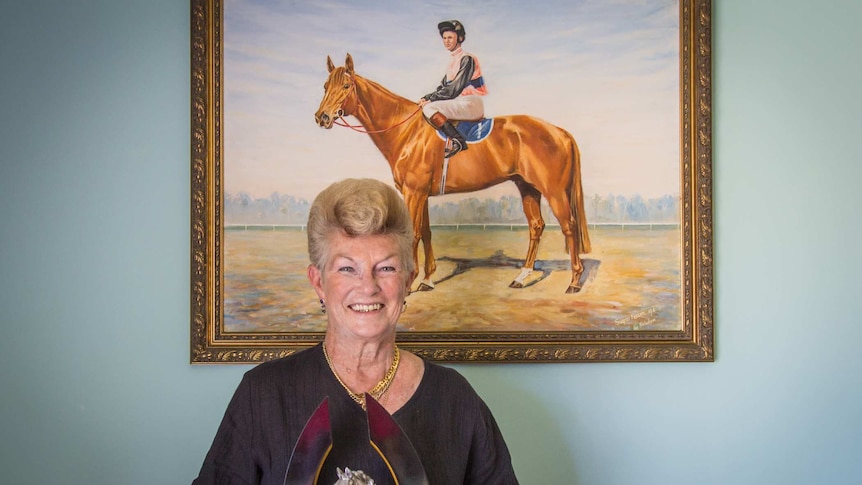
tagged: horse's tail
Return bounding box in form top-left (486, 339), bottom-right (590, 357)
top-left (567, 132), bottom-right (592, 254)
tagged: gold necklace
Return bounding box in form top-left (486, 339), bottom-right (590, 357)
top-left (322, 343), bottom-right (400, 410)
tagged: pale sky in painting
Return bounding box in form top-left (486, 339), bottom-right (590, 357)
top-left (223, 0), bottom-right (680, 202)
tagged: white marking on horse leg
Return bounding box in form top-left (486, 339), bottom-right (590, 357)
top-left (421, 278), bottom-right (435, 289)
top-left (513, 268), bottom-right (533, 285)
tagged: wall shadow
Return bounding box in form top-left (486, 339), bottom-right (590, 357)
top-left (456, 366), bottom-right (581, 483)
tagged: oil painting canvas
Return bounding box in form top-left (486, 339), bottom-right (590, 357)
top-left (190, 0), bottom-right (713, 362)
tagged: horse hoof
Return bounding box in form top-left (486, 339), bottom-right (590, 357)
top-left (566, 285), bottom-right (582, 294)
top-left (417, 283), bottom-right (435, 292)
top-left (509, 281), bottom-right (524, 289)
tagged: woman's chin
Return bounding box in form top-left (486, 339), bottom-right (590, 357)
top-left (338, 314), bottom-right (398, 339)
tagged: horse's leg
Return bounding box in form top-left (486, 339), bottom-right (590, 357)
top-left (402, 191), bottom-right (435, 291)
top-left (510, 181), bottom-right (545, 289)
top-left (545, 194), bottom-right (585, 293)
top-left (416, 199), bottom-right (437, 291)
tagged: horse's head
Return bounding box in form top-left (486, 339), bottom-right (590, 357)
top-left (315, 53), bottom-right (359, 129)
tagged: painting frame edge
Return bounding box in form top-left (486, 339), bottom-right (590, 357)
top-left (190, 0), bottom-right (714, 364)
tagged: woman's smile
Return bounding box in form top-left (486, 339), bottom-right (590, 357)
top-left (349, 303), bottom-right (384, 312)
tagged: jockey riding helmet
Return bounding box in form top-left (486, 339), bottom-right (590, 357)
top-left (438, 20), bottom-right (466, 43)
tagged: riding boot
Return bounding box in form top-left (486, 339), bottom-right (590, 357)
top-left (429, 112), bottom-right (468, 158)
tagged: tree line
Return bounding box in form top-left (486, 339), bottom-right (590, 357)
top-left (224, 192), bottom-right (679, 225)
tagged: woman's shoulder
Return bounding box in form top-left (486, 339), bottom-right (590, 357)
top-left (422, 358), bottom-right (465, 379)
top-left (398, 358), bottom-right (494, 423)
top-left (243, 344), bottom-right (324, 384)
top-left (415, 358), bottom-right (480, 398)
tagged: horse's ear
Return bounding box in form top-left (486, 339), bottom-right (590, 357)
top-left (345, 53), bottom-right (354, 75)
top-left (326, 55), bottom-right (335, 73)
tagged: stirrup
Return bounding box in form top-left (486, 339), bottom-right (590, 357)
top-left (444, 138), bottom-right (467, 158)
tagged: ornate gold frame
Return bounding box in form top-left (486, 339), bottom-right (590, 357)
top-left (190, 0), bottom-right (713, 363)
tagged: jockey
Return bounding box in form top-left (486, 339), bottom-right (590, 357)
top-left (418, 20), bottom-right (487, 158)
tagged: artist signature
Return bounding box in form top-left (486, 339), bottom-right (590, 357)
top-left (614, 306), bottom-right (659, 329)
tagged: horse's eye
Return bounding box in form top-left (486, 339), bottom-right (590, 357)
top-left (343, 84), bottom-right (350, 89)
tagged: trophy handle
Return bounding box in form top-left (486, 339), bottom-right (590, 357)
top-left (365, 394), bottom-right (430, 485)
top-left (284, 398), bottom-right (333, 485)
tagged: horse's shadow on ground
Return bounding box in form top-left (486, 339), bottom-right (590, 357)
top-left (432, 250), bottom-right (600, 289)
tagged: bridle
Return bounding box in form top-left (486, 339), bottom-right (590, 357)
top-left (331, 74), bottom-right (422, 134)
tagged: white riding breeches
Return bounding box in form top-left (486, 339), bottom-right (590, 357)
top-left (422, 95), bottom-right (485, 121)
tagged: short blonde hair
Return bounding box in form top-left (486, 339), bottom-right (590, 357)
top-left (307, 178), bottom-right (415, 275)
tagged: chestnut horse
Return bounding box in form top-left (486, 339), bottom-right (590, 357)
top-left (314, 54), bottom-right (591, 293)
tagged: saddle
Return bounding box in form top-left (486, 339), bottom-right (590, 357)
top-left (435, 118), bottom-right (495, 196)
top-left (434, 118), bottom-right (494, 144)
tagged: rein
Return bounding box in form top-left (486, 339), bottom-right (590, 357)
top-left (332, 78), bottom-right (422, 134)
top-left (333, 107), bottom-right (421, 134)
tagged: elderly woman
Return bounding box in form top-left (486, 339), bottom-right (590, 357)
top-left (193, 178), bottom-right (518, 484)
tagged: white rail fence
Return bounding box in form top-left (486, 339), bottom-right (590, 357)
top-left (225, 222), bottom-right (679, 231)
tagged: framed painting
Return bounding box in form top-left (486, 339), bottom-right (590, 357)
top-left (190, 0), bottom-right (713, 363)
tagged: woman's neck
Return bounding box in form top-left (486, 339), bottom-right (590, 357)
top-left (323, 335), bottom-right (396, 390)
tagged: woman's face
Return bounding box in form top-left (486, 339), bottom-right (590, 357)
top-left (307, 231), bottom-right (412, 342)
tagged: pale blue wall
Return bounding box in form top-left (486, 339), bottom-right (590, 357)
top-left (1, 1), bottom-right (861, 483)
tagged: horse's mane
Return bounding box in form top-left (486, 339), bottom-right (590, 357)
top-left (353, 73), bottom-right (415, 109)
